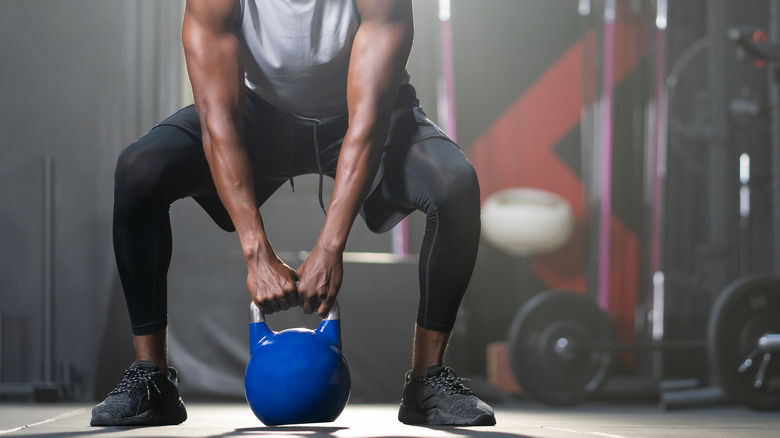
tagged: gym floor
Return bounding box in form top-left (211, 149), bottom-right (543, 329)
top-left (1, 402), bottom-right (779, 438)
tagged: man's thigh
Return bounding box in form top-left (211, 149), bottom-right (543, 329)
top-left (151, 103), bottom-right (298, 230)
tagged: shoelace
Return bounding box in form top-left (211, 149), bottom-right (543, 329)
top-left (108, 367), bottom-right (162, 400)
top-left (425, 368), bottom-right (475, 396)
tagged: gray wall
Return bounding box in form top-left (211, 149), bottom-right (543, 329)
top-left (0, 0), bottom-right (182, 399)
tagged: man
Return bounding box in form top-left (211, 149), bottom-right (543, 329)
top-left (91, 0), bottom-right (494, 427)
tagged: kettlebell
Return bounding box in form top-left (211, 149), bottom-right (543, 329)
top-left (244, 300), bottom-right (351, 426)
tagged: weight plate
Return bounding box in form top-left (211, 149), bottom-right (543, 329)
top-left (507, 290), bottom-right (613, 406)
top-left (708, 275), bottom-right (780, 411)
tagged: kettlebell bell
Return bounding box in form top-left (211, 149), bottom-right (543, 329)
top-left (244, 300), bottom-right (351, 426)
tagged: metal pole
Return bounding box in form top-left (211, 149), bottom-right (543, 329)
top-left (706, 0), bottom-right (729, 292)
top-left (580, 0), bottom-right (602, 301)
top-left (42, 155), bottom-right (54, 383)
top-left (438, 0), bottom-right (457, 143)
top-left (651, 0), bottom-right (668, 381)
top-left (598, 0), bottom-right (616, 311)
top-left (770, 0), bottom-right (780, 275)
top-left (650, 0), bottom-right (668, 277)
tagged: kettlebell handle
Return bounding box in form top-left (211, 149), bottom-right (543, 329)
top-left (249, 300), bottom-right (340, 324)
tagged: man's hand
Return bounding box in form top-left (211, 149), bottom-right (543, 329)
top-left (246, 251), bottom-right (300, 315)
top-left (296, 246), bottom-right (344, 316)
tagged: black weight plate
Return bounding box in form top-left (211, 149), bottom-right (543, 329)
top-left (708, 275), bottom-right (780, 411)
top-left (508, 290), bottom-right (613, 406)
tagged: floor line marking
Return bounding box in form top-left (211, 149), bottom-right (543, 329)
top-left (544, 426), bottom-right (586, 434)
top-left (0, 408), bottom-right (87, 435)
top-left (591, 432), bottom-right (631, 438)
top-left (542, 425), bottom-right (634, 438)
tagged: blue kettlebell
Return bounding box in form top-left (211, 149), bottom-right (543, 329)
top-left (244, 300), bottom-right (351, 426)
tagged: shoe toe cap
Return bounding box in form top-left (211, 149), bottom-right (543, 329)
top-left (90, 412), bottom-right (118, 426)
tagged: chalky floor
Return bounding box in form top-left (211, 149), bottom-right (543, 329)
top-left (2, 402), bottom-right (780, 438)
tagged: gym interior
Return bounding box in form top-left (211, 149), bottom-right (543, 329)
top-left (1, 0), bottom-right (779, 437)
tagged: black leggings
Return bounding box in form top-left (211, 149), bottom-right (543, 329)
top-left (114, 88), bottom-right (480, 335)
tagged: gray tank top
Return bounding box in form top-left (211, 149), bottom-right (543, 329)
top-left (239, 0), bottom-right (359, 119)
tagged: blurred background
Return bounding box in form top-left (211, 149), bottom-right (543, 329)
top-left (1, 0), bottom-right (778, 411)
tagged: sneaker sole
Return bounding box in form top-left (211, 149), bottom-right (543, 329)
top-left (91, 401), bottom-right (187, 427)
top-left (398, 404), bottom-right (496, 426)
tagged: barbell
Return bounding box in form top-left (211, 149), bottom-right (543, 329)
top-left (507, 275), bottom-right (780, 410)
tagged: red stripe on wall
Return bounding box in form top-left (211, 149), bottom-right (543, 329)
top-left (470, 39), bottom-right (585, 216)
top-left (468, 36), bottom-right (588, 292)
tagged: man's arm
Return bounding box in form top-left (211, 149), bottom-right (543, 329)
top-left (183, 0), bottom-right (298, 314)
top-left (297, 0), bottom-right (414, 315)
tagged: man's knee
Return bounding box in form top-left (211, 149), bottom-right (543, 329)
top-left (431, 158), bottom-right (480, 213)
top-left (452, 160), bottom-right (480, 202)
top-left (115, 146), bottom-right (148, 197)
top-left (114, 140), bottom-right (168, 206)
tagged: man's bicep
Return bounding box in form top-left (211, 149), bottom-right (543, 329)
top-left (351, 0), bottom-right (414, 86)
top-left (347, 0), bottom-right (413, 118)
top-left (354, 0), bottom-right (413, 25)
top-left (182, 0), bottom-right (243, 124)
top-left (182, 0), bottom-right (241, 70)
top-left (183, 0), bottom-right (241, 36)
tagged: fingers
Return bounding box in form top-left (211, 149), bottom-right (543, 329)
top-left (254, 280), bottom-right (298, 315)
top-left (316, 298), bottom-right (334, 318)
top-left (299, 282), bottom-right (336, 316)
top-left (287, 269), bottom-right (300, 308)
top-left (306, 285), bottom-right (333, 317)
top-left (287, 290), bottom-right (300, 308)
top-left (296, 246), bottom-right (343, 316)
top-left (257, 295), bottom-right (283, 314)
top-left (297, 269), bottom-right (341, 316)
top-left (256, 250), bottom-right (341, 317)
top-left (301, 289), bottom-right (319, 315)
top-left (276, 283), bottom-right (296, 311)
top-left (257, 294), bottom-right (292, 315)
top-left (298, 279), bottom-right (318, 315)
top-left (265, 285), bottom-right (332, 316)
top-left (251, 261), bottom-right (300, 315)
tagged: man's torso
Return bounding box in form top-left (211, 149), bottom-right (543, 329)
top-left (240, 0), bottom-right (359, 119)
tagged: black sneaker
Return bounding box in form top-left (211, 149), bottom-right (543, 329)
top-left (91, 361), bottom-right (187, 426)
top-left (398, 365), bottom-right (496, 426)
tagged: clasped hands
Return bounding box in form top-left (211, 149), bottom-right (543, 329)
top-left (246, 245), bottom-right (344, 317)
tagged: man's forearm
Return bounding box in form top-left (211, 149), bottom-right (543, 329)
top-left (315, 0), bottom-right (414, 253)
top-left (316, 131), bottom-right (384, 253)
top-left (202, 122), bottom-right (273, 260)
top-left (182, 0), bottom-right (274, 261)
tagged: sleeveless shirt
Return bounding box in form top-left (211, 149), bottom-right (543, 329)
top-left (239, 0), bottom-right (359, 119)
top-left (239, 0), bottom-right (411, 120)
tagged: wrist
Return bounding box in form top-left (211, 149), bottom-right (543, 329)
top-left (240, 233), bottom-right (274, 261)
top-left (315, 236), bottom-right (346, 254)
